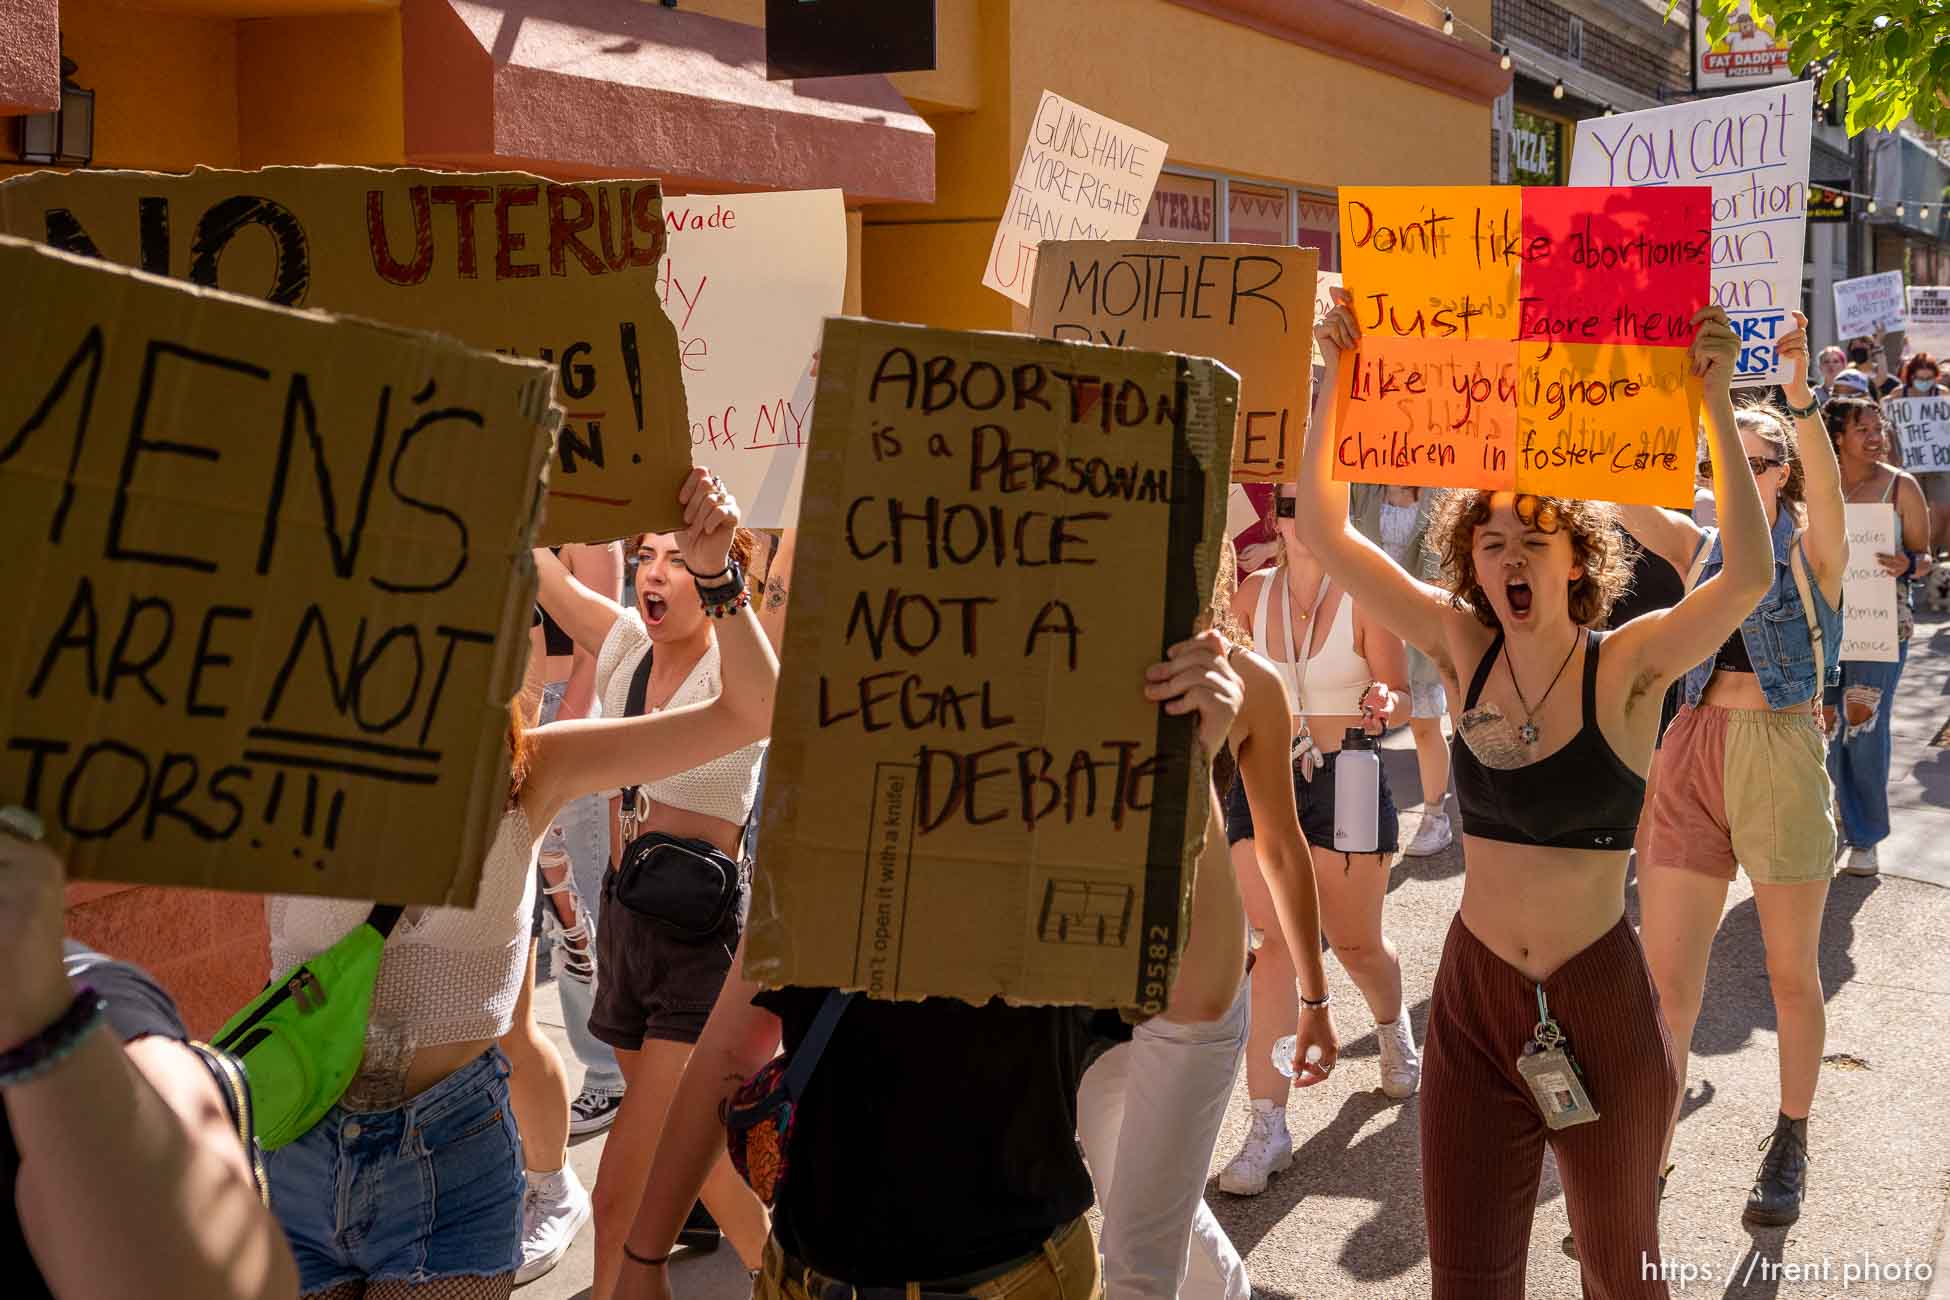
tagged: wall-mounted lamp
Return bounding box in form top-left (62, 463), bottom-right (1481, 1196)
top-left (15, 55), bottom-right (94, 167)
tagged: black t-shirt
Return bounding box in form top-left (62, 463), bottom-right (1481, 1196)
top-left (752, 986), bottom-right (1122, 1284)
top-left (5, 945), bottom-right (188, 1300)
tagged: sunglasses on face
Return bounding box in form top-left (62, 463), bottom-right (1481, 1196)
top-left (1699, 456), bottom-right (1784, 477)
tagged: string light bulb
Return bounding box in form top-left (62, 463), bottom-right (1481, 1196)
top-left (1868, 198), bottom-right (1879, 214)
top-left (1500, 45), bottom-right (1512, 70)
top-left (1897, 202), bottom-right (1907, 218)
top-left (1442, 7), bottom-right (1455, 35)
top-left (1603, 105), bottom-right (1615, 116)
top-left (1553, 78), bottom-right (1566, 100)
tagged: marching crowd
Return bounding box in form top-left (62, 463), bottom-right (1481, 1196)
top-left (3, 293), bottom-right (1944, 1300)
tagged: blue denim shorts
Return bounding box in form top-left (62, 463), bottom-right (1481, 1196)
top-left (266, 1048), bottom-right (524, 1292)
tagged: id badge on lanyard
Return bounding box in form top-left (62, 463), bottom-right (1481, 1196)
top-left (1516, 984), bottom-right (1600, 1129)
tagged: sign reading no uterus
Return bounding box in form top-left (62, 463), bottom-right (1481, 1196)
top-left (659, 190), bottom-right (847, 528)
top-left (983, 91), bottom-right (1166, 307)
top-left (1571, 81), bottom-right (1813, 388)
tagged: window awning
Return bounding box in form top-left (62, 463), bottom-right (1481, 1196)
top-left (401, 0), bottom-right (935, 204)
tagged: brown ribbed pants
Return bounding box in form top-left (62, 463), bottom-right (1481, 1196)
top-left (1422, 915), bottom-right (1678, 1299)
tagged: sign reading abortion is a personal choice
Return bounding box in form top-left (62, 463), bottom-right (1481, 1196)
top-left (1030, 240), bottom-right (1315, 483)
top-left (1333, 184), bottom-right (1709, 506)
top-left (749, 318), bottom-right (1235, 1012)
top-left (0, 237), bottom-right (558, 904)
top-left (0, 165), bottom-right (689, 545)
top-left (1570, 81), bottom-right (1814, 389)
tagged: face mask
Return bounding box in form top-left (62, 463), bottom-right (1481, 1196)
top-left (1913, 378), bottom-right (1939, 395)
top-left (1849, 347), bottom-right (1872, 364)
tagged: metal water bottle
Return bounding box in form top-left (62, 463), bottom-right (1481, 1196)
top-left (1333, 728), bottom-right (1380, 854)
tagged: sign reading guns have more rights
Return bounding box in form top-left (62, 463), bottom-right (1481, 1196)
top-left (0, 237), bottom-right (557, 904)
top-left (1029, 240), bottom-right (1317, 483)
top-left (0, 165), bottom-right (689, 545)
top-left (750, 319), bottom-right (1234, 1012)
top-left (1334, 184), bottom-right (1709, 507)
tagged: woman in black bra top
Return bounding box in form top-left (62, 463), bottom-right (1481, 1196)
top-left (1299, 293), bottom-right (1777, 1299)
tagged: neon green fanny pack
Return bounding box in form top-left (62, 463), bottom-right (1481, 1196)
top-left (213, 905), bottom-right (402, 1150)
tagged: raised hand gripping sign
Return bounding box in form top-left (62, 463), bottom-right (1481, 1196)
top-left (1334, 184), bottom-right (1709, 507)
top-left (0, 237), bottom-right (557, 904)
top-left (0, 165), bottom-right (688, 545)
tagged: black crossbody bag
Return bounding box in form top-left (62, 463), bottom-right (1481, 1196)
top-left (608, 649), bottom-right (744, 941)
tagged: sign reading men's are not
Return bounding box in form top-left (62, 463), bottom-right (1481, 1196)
top-left (749, 318), bottom-right (1235, 1012)
top-left (0, 236), bottom-right (558, 904)
top-left (0, 165), bottom-right (688, 545)
top-left (1031, 241), bottom-right (1316, 483)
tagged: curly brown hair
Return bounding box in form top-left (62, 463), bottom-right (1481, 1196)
top-left (1428, 491), bottom-right (1630, 629)
top-left (506, 700), bottom-right (530, 809)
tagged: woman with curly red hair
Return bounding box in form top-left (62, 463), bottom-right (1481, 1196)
top-left (1298, 291), bottom-right (1776, 1298)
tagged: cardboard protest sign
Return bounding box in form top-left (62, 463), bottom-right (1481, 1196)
top-left (1571, 81), bottom-right (1815, 388)
top-left (1334, 185), bottom-right (1709, 506)
top-left (1833, 271), bottom-right (1908, 339)
top-left (661, 190), bottom-right (847, 528)
top-left (0, 236), bottom-right (557, 903)
top-left (1905, 286), bottom-right (1950, 359)
top-left (748, 318), bottom-right (1236, 1011)
top-left (982, 91), bottom-right (1166, 307)
top-left (1885, 395), bottom-right (1950, 475)
top-left (0, 165), bottom-right (686, 544)
top-left (1310, 270), bottom-right (1343, 368)
top-left (1030, 240), bottom-right (1316, 482)
top-left (1840, 503), bottom-right (1901, 663)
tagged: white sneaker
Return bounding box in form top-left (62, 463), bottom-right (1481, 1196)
top-left (1403, 811), bottom-right (1454, 857)
top-left (1841, 844), bottom-right (1880, 877)
top-left (1377, 1016), bottom-right (1422, 1099)
top-left (1217, 1100), bottom-right (1293, 1196)
top-left (516, 1166), bottom-right (592, 1286)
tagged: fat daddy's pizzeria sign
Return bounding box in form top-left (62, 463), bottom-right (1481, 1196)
top-left (1332, 184), bottom-right (1710, 507)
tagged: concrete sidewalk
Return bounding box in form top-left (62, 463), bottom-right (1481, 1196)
top-left (522, 607), bottom-right (1950, 1300)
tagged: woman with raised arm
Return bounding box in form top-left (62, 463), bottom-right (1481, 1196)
top-left (1613, 312), bottom-right (1847, 1230)
top-left (264, 470), bottom-right (776, 1300)
top-left (1302, 292), bottom-right (1774, 1298)
top-left (1823, 393), bottom-right (1933, 874)
top-left (1215, 487), bottom-right (1416, 1199)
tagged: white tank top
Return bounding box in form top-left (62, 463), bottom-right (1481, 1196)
top-left (1251, 568), bottom-right (1373, 716)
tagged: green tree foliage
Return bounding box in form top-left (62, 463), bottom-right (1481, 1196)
top-left (1677, 1), bottom-right (1950, 136)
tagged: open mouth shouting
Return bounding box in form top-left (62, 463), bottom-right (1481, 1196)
top-left (641, 593), bottom-right (670, 627)
top-left (1505, 577), bottom-right (1534, 621)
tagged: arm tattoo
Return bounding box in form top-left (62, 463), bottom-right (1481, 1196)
top-left (765, 578), bottom-right (789, 611)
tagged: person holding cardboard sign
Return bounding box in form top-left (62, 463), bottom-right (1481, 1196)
top-left (611, 631), bottom-right (1252, 1300)
top-left (1214, 485), bottom-right (1416, 1199)
top-left (263, 470), bottom-right (775, 1300)
top-left (1304, 288), bottom-right (1776, 1297)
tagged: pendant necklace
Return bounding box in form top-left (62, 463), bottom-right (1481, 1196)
top-left (1501, 632), bottom-right (1581, 746)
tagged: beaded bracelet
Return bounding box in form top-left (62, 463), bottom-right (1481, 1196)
top-left (0, 986), bottom-right (106, 1088)
top-left (696, 558), bottom-right (747, 618)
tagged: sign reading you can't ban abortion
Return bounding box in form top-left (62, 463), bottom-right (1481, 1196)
top-left (1333, 184), bottom-right (1711, 507)
top-left (1029, 240), bottom-right (1317, 483)
top-left (0, 166), bottom-right (689, 544)
top-left (0, 236), bottom-right (557, 904)
top-left (749, 319), bottom-right (1233, 1011)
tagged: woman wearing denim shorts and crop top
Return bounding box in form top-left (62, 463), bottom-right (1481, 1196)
top-left (533, 522), bottom-right (771, 1298)
top-left (1615, 333), bottom-right (1849, 1232)
top-left (264, 472), bottom-right (774, 1300)
top-left (1301, 291), bottom-right (1779, 1298)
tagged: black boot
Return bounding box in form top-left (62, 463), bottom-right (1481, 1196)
top-left (1743, 1114), bottom-right (1808, 1226)
top-left (678, 1200), bottom-right (722, 1252)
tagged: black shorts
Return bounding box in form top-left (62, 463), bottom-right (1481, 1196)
top-left (1223, 751), bottom-right (1400, 855)
top-left (589, 870), bottom-right (743, 1049)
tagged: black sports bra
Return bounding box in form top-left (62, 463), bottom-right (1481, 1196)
top-left (1449, 629), bottom-right (1646, 851)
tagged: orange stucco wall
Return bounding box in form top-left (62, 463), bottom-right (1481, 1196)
top-left (238, 12), bottom-right (405, 165)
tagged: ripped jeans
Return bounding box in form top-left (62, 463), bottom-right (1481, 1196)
top-left (1825, 641), bottom-right (1909, 849)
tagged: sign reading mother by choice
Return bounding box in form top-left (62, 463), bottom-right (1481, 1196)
top-left (748, 319), bottom-right (1234, 1011)
top-left (0, 237), bottom-right (557, 904)
top-left (0, 165), bottom-right (688, 545)
top-left (1333, 184), bottom-right (1710, 507)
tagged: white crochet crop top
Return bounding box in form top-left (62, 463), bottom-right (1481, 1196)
top-left (266, 807), bottom-right (538, 1047)
top-left (593, 611), bottom-right (767, 826)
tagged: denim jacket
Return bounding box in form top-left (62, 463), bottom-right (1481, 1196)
top-left (1680, 509), bottom-right (1842, 710)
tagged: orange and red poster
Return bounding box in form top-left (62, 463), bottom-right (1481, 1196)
top-left (1333, 185), bottom-right (1712, 506)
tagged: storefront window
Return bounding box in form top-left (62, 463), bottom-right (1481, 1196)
top-left (1139, 171), bottom-right (1217, 241)
top-left (1296, 193), bottom-right (1338, 271)
top-left (1510, 107), bottom-right (1565, 186)
top-left (1228, 182), bottom-right (1288, 245)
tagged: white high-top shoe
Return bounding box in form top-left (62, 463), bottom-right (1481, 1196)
top-left (1217, 1099), bottom-right (1293, 1196)
top-left (1377, 1015), bottom-right (1422, 1099)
